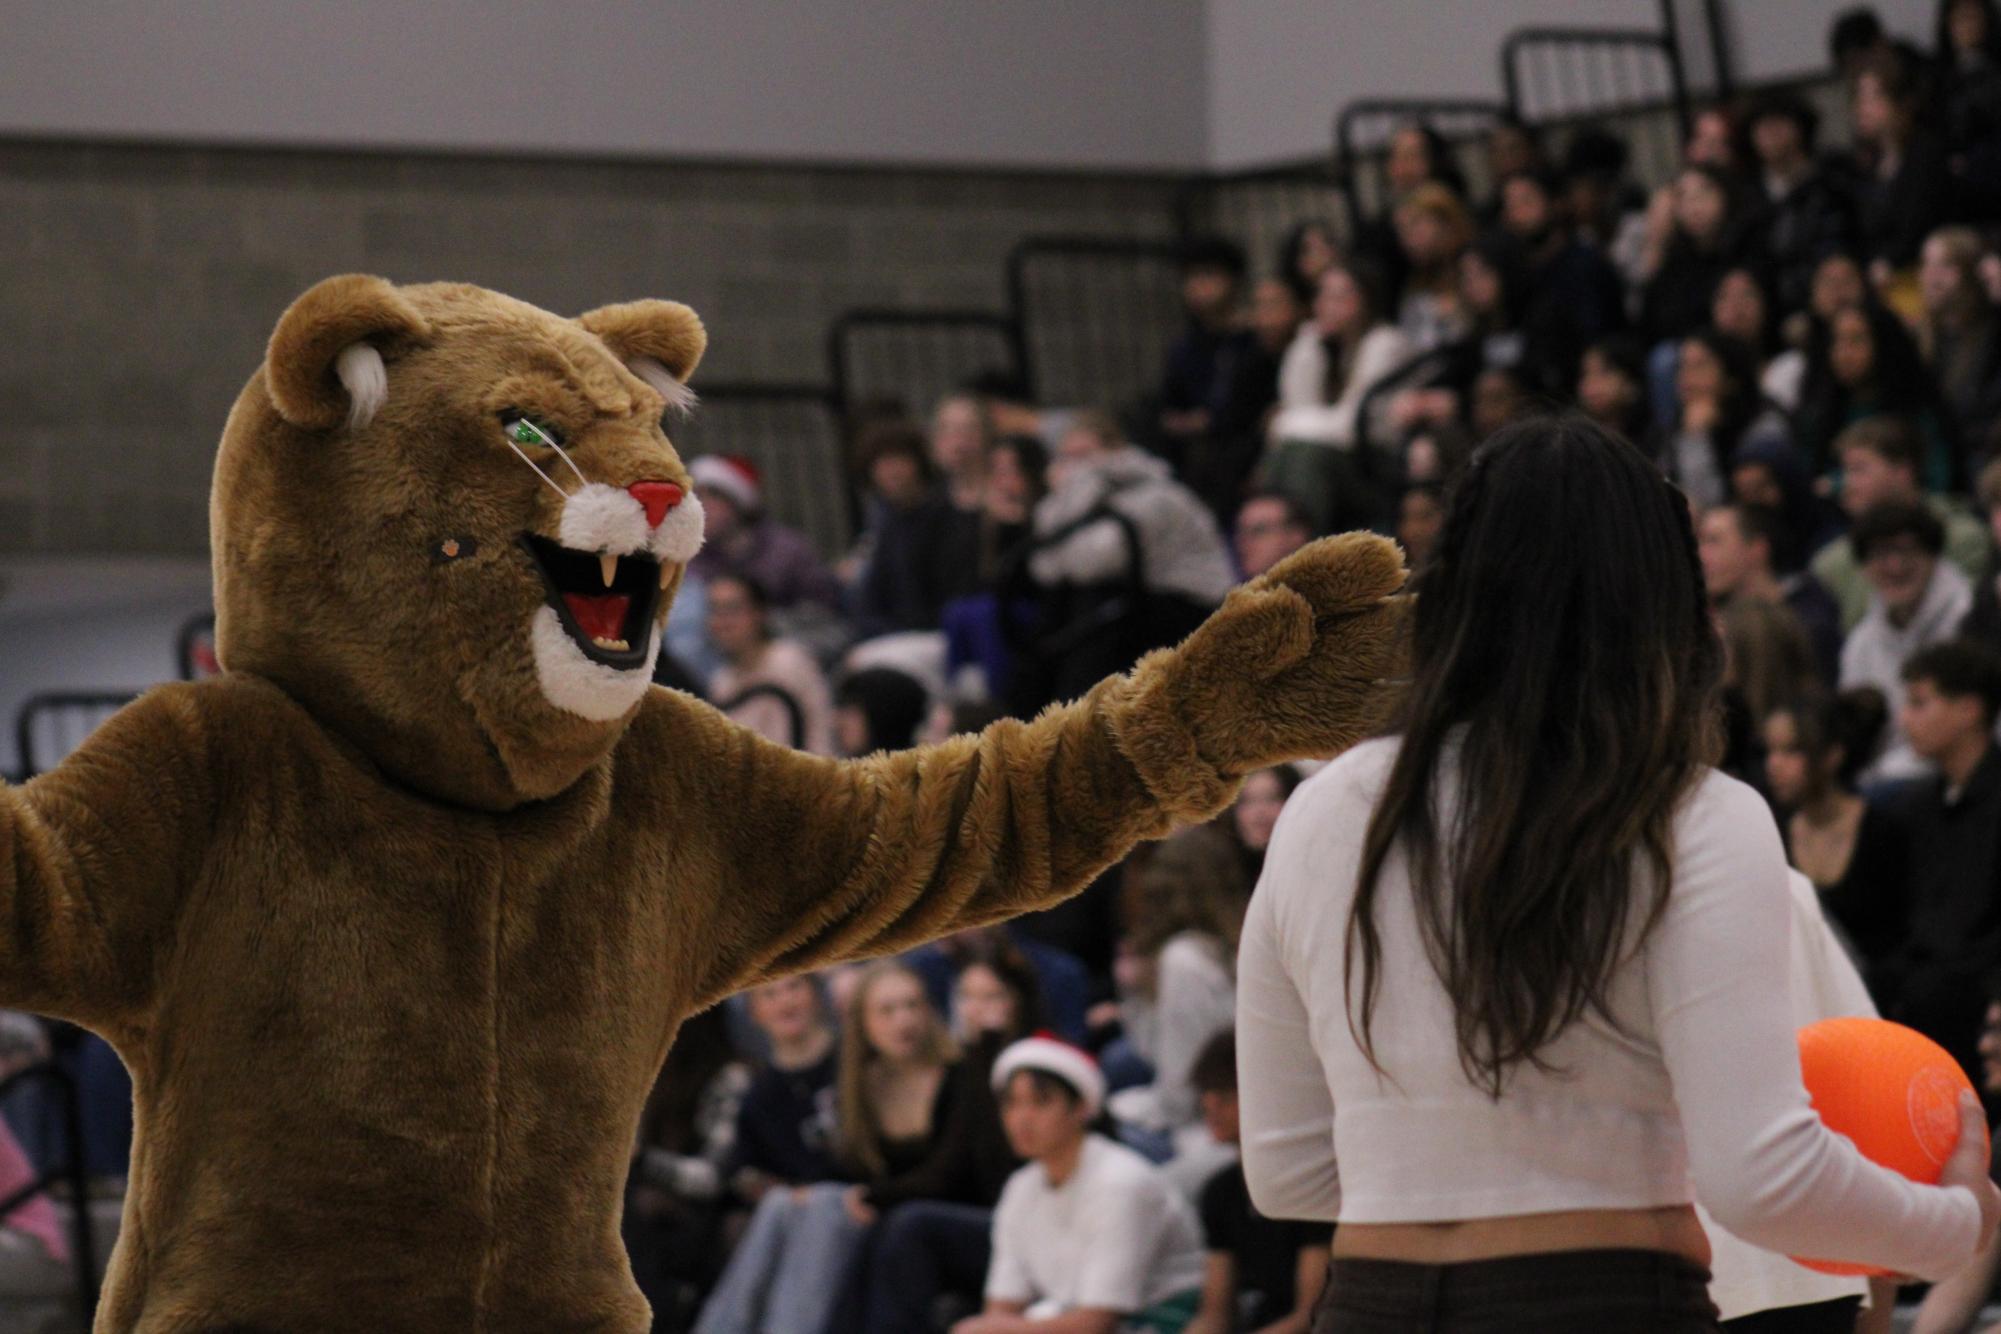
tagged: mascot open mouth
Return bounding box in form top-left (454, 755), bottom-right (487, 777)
top-left (520, 536), bottom-right (661, 669)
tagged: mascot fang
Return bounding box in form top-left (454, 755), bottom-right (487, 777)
top-left (3, 275), bottom-right (1406, 1330)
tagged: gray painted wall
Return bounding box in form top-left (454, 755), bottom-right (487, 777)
top-left (0, 0), bottom-right (1209, 170)
top-left (0, 140), bottom-right (1178, 558)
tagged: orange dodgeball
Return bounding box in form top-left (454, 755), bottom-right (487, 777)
top-left (1791, 1017), bottom-right (1982, 1276)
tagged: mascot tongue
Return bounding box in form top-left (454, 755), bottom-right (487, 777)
top-left (563, 594), bottom-right (630, 642)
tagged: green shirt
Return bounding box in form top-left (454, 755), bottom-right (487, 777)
top-left (1811, 497), bottom-right (1993, 631)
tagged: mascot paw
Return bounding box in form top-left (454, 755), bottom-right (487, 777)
top-left (1105, 533), bottom-right (1409, 814)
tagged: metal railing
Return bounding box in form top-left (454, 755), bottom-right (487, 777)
top-left (1502, 23), bottom-right (1691, 187)
top-left (1171, 160), bottom-right (1348, 263)
top-left (1004, 236), bottom-right (1184, 414)
top-left (826, 308), bottom-right (1023, 426)
top-left (1353, 344), bottom-right (1469, 464)
top-left (13, 694), bottom-right (141, 780)
top-left (1334, 97), bottom-right (1509, 238)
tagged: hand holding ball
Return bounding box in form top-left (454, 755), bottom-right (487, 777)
top-left (1791, 1018), bottom-right (1998, 1276)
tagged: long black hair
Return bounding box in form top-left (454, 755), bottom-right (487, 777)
top-left (1346, 414), bottom-right (1724, 1095)
top-left (1796, 299), bottom-right (1948, 473)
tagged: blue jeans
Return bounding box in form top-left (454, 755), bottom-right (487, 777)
top-left (859, 1200), bottom-right (992, 1334)
top-left (694, 1184), bottom-right (869, 1334)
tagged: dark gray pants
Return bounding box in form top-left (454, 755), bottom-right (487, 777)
top-left (1312, 1249), bottom-right (1721, 1333)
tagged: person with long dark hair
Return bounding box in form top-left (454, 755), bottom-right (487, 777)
top-left (1795, 300), bottom-right (1958, 489)
top-left (1664, 329), bottom-right (1792, 508)
top-left (1236, 415), bottom-right (1998, 1333)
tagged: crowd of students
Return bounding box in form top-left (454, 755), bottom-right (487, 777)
top-left (619, 776), bottom-right (1317, 1334)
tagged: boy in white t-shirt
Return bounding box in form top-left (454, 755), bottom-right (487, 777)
top-left (954, 1036), bottom-right (1207, 1334)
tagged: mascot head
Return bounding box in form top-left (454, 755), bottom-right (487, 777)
top-left (211, 276), bottom-right (709, 809)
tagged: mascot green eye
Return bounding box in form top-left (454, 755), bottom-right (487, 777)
top-left (500, 413), bottom-right (564, 449)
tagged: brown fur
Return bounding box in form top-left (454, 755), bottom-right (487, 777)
top-left (0, 276), bottom-right (1407, 1330)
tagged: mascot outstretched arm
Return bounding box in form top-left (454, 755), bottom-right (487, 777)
top-left (0, 275), bottom-right (1404, 1332)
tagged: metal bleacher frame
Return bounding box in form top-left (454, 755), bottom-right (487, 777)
top-left (1003, 235), bottom-right (1186, 414)
top-left (1334, 96), bottom-right (1513, 240)
top-left (826, 308), bottom-right (1024, 422)
top-left (13, 694), bottom-right (141, 782)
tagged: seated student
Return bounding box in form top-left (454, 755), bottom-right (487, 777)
top-left (706, 573), bottom-right (836, 756)
top-left (831, 667), bottom-right (930, 758)
top-left (1227, 765), bottom-right (1303, 889)
top-left (724, 976), bottom-right (840, 1205)
top-left (1183, 1033), bottom-right (1331, 1334)
top-left (1838, 503), bottom-right (1978, 782)
top-left (861, 940), bottom-right (1044, 1334)
top-left (1021, 412), bottom-right (1236, 703)
top-left (1872, 640), bottom-right (2001, 1087)
top-left (1104, 827), bottom-right (1242, 1166)
top-left (1662, 330), bottom-right (1789, 510)
top-left (1794, 303), bottom-right (1957, 494)
top-left (1809, 417), bottom-right (1991, 630)
top-left (1917, 228), bottom-right (2001, 477)
top-left (697, 963), bottom-right (954, 1334)
top-left (957, 1037), bottom-right (1207, 1334)
top-left (1155, 237), bottom-right (1276, 514)
top-left (1395, 482), bottom-right (1446, 572)
top-left (1495, 168), bottom-right (1628, 397)
top-left (1702, 502), bottom-right (1845, 683)
top-left (1263, 259), bottom-right (1413, 532)
top-left (905, 925), bottom-right (1091, 1048)
top-left (687, 454), bottom-right (844, 617)
top-left (1230, 493), bottom-right (1311, 581)
top-left (1844, 50), bottom-right (1952, 288)
top-left (851, 419), bottom-right (983, 640)
top-left (1740, 90), bottom-right (1857, 316)
top-left (1762, 690), bottom-right (1904, 967)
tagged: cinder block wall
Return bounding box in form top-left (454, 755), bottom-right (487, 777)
top-left (0, 139), bottom-right (1180, 556)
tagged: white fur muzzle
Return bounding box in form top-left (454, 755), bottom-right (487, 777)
top-left (654, 491), bottom-right (704, 565)
top-left (529, 606), bottom-right (660, 720)
top-left (557, 483), bottom-right (652, 556)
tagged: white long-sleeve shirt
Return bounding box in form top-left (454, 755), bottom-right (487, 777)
top-left (1235, 736), bottom-right (1981, 1281)
top-left (1266, 324), bottom-right (1414, 450)
top-left (1700, 870), bottom-right (1874, 1322)
top-left (1107, 931), bottom-right (1234, 1133)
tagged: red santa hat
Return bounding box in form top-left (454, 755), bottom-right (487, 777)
top-left (991, 1032), bottom-right (1106, 1117)
top-left (688, 454), bottom-right (763, 514)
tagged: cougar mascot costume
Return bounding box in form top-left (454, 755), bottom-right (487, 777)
top-left (2, 275), bottom-right (1406, 1330)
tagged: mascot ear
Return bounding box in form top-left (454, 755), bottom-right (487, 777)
top-left (575, 300), bottom-right (706, 415)
top-left (265, 274), bottom-right (431, 431)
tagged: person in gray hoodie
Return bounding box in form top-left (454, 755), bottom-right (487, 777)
top-left (1839, 500), bottom-right (1976, 783)
top-left (1018, 412), bottom-right (1237, 703)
